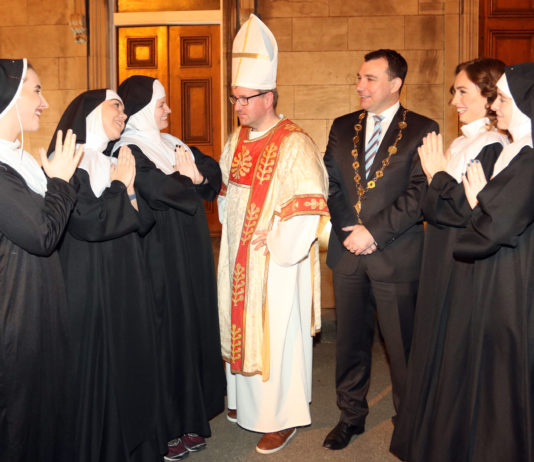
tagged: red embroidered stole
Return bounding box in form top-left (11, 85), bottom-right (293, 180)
top-left (229, 119), bottom-right (301, 372)
top-left (227, 119), bottom-right (328, 374)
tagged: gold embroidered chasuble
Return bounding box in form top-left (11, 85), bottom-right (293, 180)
top-left (218, 119), bottom-right (329, 380)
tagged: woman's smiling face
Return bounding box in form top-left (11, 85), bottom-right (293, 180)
top-left (17, 68), bottom-right (49, 132)
top-left (450, 70), bottom-right (488, 125)
top-left (101, 99), bottom-right (127, 140)
top-left (154, 96), bottom-right (171, 130)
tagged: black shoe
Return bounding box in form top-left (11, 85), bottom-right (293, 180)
top-left (323, 421), bottom-right (364, 450)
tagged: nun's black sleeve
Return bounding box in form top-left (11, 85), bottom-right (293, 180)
top-left (0, 163), bottom-right (76, 256)
top-left (454, 146), bottom-right (534, 260)
top-left (128, 144), bottom-right (199, 215)
top-left (66, 168), bottom-right (147, 241)
top-left (423, 143), bottom-right (502, 228)
top-left (189, 145), bottom-right (222, 201)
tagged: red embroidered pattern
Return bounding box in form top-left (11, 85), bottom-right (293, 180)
top-left (229, 119), bottom-right (304, 372)
top-left (279, 195), bottom-right (329, 221)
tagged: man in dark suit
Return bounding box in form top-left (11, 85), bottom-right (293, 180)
top-left (323, 49), bottom-right (439, 450)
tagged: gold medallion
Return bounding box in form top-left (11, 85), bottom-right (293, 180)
top-left (350, 110), bottom-right (408, 219)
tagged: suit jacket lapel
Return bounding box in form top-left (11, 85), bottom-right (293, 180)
top-left (367, 105), bottom-right (403, 179)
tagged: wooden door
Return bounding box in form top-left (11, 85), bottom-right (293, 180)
top-left (479, 0), bottom-right (534, 64)
top-left (168, 25), bottom-right (221, 161)
top-left (169, 25), bottom-right (221, 233)
top-left (117, 26), bottom-right (169, 97)
top-left (117, 24), bottom-right (222, 234)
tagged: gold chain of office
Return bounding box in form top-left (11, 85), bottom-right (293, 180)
top-left (351, 109), bottom-right (408, 221)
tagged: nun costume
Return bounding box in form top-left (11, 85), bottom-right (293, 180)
top-left (394, 62), bottom-right (534, 462)
top-left (0, 59), bottom-right (77, 462)
top-left (115, 75), bottom-right (225, 452)
top-left (391, 60), bottom-right (509, 461)
top-left (49, 90), bottom-right (163, 462)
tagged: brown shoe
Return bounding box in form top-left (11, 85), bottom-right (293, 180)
top-left (256, 428), bottom-right (297, 454)
top-left (227, 409), bottom-right (237, 423)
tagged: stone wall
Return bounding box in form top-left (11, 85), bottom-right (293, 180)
top-left (0, 0), bottom-right (87, 155)
top-left (259, 0), bottom-right (462, 151)
top-left (0, 0), bottom-right (465, 159)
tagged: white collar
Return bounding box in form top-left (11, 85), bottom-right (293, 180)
top-left (368, 101), bottom-right (400, 121)
top-left (460, 117), bottom-right (489, 138)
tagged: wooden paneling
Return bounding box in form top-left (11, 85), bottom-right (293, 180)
top-left (118, 0), bottom-right (219, 13)
top-left (169, 25), bottom-right (221, 160)
top-left (480, 0), bottom-right (534, 64)
top-left (117, 26), bottom-right (169, 93)
top-left (489, 0), bottom-right (534, 15)
top-left (181, 79), bottom-right (212, 144)
top-left (127, 37), bottom-right (157, 67)
top-left (170, 25), bottom-right (222, 234)
top-left (181, 36), bottom-right (211, 67)
top-left (491, 32), bottom-right (534, 64)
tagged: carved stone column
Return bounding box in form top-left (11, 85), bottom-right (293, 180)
top-left (237, 0), bottom-right (256, 25)
top-left (460, 0), bottom-right (479, 62)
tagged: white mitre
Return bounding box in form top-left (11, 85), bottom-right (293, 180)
top-left (231, 14), bottom-right (278, 90)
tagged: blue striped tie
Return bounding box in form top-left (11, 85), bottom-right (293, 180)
top-left (364, 114), bottom-right (384, 178)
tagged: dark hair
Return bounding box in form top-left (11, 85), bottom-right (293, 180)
top-left (270, 88), bottom-right (278, 110)
top-left (450, 58), bottom-right (505, 126)
top-left (364, 49), bottom-right (408, 89)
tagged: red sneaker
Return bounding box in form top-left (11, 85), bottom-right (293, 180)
top-left (182, 433), bottom-right (207, 452)
top-left (164, 438), bottom-right (189, 461)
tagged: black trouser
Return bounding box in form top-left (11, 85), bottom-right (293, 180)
top-left (333, 263), bottom-right (417, 426)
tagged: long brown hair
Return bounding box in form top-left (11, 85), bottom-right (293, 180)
top-left (450, 58), bottom-right (505, 127)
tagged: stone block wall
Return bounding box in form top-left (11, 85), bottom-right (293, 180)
top-left (0, 0), bottom-right (465, 158)
top-left (0, 0), bottom-right (87, 156)
top-left (259, 0), bottom-right (462, 152)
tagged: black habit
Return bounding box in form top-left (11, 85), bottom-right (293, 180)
top-left (390, 143), bottom-right (503, 461)
top-left (392, 61), bottom-right (534, 462)
top-left (0, 167), bottom-right (76, 462)
top-left (50, 91), bottom-right (163, 462)
top-left (117, 75), bottom-right (225, 440)
top-left (127, 144), bottom-right (226, 438)
top-left (0, 58), bottom-right (76, 462)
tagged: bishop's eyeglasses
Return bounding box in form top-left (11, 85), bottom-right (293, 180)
top-left (228, 91), bottom-right (269, 106)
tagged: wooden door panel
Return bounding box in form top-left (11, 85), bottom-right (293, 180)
top-left (182, 79), bottom-right (212, 144)
top-left (491, 32), bottom-right (534, 63)
top-left (480, 0), bottom-right (534, 65)
top-left (169, 25), bottom-right (221, 160)
top-left (490, 0), bottom-right (534, 14)
top-left (169, 25), bottom-right (222, 234)
top-left (117, 26), bottom-right (169, 92)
